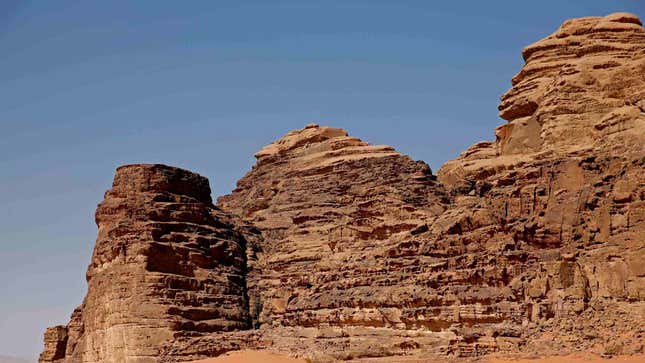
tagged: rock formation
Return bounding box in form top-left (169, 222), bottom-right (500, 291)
top-left (437, 11), bottom-right (645, 357)
top-left (40, 165), bottom-right (253, 362)
top-left (41, 12), bottom-right (644, 362)
top-left (218, 124), bottom-right (452, 360)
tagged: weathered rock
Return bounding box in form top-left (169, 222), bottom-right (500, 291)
top-left (441, 12), bottom-right (645, 182)
top-left (218, 124), bottom-right (453, 358)
top-left (40, 326), bottom-right (68, 362)
top-left (40, 164), bottom-right (252, 363)
top-left (437, 11), bottom-right (645, 358)
top-left (41, 12), bottom-right (645, 363)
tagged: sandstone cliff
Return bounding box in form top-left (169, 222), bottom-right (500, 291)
top-left (218, 124), bottom-right (452, 360)
top-left (40, 165), bottom-right (253, 363)
top-left (437, 11), bottom-right (645, 357)
top-left (41, 12), bottom-right (644, 362)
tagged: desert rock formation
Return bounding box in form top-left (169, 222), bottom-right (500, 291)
top-left (217, 124), bottom-right (452, 360)
top-left (41, 12), bottom-right (644, 362)
top-left (40, 165), bottom-right (253, 362)
top-left (436, 11), bottom-right (645, 357)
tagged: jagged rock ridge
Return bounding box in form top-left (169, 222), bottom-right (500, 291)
top-left (41, 12), bottom-right (644, 362)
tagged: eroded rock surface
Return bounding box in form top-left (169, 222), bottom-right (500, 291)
top-left (218, 124), bottom-right (452, 360)
top-left (41, 12), bottom-right (644, 363)
top-left (40, 164), bottom-right (252, 363)
top-left (441, 12), bottom-right (645, 180)
top-left (437, 11), bottom-right (645, 357)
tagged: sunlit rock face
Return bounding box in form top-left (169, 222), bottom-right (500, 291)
top-left (41, 13), bottom-right (645, 363)
top-left (437, 11), bottom-right (645, 358)
top-left (499, 12), bottom-right (645, 155)
top-left (442, 12), bottom-right (645, 178)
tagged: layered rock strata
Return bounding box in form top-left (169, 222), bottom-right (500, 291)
top-left (41, 164), bottom-right (252, 363)
top-left (441, 12), bottom-right (645, 179)
top-left (218, 124), bottom-right (453, 360)
top-left (41, 12), bottom-right (645, 363)
top-left (437, 11), bottom-right (645, 356)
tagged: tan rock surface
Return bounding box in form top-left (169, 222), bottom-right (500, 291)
top-left (218, 124), bottom-right (452, 360)
top-left (436, 11), bottom-right (645, 358)
top-left (186, 351), bottom-right (645, 363)
top-left (41, 12), bottom-right (645, 363)
top-left (440, 12), bottom-right (645, 182)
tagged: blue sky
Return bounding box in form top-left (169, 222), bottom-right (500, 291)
top-left (1, 1), bottom-right (643, 359)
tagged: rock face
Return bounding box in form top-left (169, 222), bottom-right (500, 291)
top-left (40, 164), bottom-right (252, 362)
top-left (437, 12), bottom-right (645, 356)
top-left (41, 13), bottom-right (644, 362)
top-left (218, 124), bottom-right (452, 360)
top-left (442, 12), bottom-right (644, 179)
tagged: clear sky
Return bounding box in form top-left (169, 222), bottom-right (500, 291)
top-left (1, 1), bottom-right (643, 360)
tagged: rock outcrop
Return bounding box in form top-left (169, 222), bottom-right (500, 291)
top-left (40, 165), bottom-right (252, 362)
top-left (437, 12), bottom-right (645, 357)
top-left (218, 124), bottom-right (452, 360)
top-left (41, 12), bottom-right (644, 363)
top-left (441, 12), bottom-right (645, 180)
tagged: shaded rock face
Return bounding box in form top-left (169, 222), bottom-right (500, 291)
top-left (41, 164), bottom-right (251, 363)
top-left (42, 13), bottom-right (644, 363)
